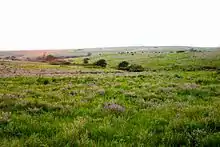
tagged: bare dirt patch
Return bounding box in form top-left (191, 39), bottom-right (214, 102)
top-left (0, 62), bottom-right (122, 77)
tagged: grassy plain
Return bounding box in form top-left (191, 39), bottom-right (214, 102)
top-left (0, 50), bottom-right (220, 146)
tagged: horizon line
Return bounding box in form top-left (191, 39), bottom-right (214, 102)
top-left (0, 45), bottom-right (219, 52)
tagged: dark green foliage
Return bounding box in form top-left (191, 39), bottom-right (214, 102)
top-left (83, 58), bottom-right (90, 64)
top-left (127, 64), bottom-right (144, 72)
top-left (43, 79), bottom-right (49, 85)
top-left (45, 54), bottom-right (56, 61)
top-left (189, 48), bottom-right (199, 52)
top-left (176, 50), bottom-right (186, 53)
top-left (118, 61), bottom-right (129, 70)
top-left (87, 52), bottom-right (92, 56)
top-left (37, 77), bottom-right (50, 85)
top-left (94, 59), bottom-right (107, 67)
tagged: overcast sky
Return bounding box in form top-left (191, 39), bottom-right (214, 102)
top-left (0, 0), bottom-right (219, 50)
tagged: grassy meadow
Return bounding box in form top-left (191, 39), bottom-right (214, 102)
top-left (0, 50), bottom-right (220, 146)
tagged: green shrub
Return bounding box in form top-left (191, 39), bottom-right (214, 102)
top-left (37, 77), bottom-right (50, 85)
top-left (94, 59), bottom-right (107, 67)
top-left (176, 50), bottom-right (185, 53)
top-left (83, 58), bottom-right (90, 64)
top-left (127, 64), bottom-right (144, 72)
top-left (45, 55), bottom-right (56, 61)
top-left (118, 61), bottom-right (129, 70)
top-left (87, 52), bottom-right (92, 56)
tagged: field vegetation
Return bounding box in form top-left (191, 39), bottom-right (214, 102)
top-left (0, 49), bottom-right (220, 146)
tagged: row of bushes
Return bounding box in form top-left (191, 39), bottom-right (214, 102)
top-left (92, 59), bottom-right (144, 72)
top-left (49, 57), bottom-right (144, 72)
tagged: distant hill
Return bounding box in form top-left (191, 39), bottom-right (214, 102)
top-left (0, 46), bottom-right (219, 58)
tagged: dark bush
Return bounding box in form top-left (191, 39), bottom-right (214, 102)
top-left (127, 64), bottom-right (144, 72)
top-left (45, 55), bottom-right (56, 61)
top-left (37, 78), bottom-right (50, 85)
top-left (189, 48), bottom-right (198, 52)
top-left (118, 61), bottom-right (129, 70)
top-left (43, 79), bottom-right (50, 85)
top-left (176, 50), bottom-right (186, 53)
top-left (83, 58), bottom-right (90, 64)
top-left (217, 68), bottom-right (220, 74)
top-left (87, 52), bottom-right (92, 56)
top-left (94, 59), bottom-right (107, 67)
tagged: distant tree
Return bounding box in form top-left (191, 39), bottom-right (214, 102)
top-left (94, 59), bottom-right (107, 67)
top-left (127, 64), bottom-right (144, 72)
top-left (176, 50), bottom-right (185, 53)
top-left (11, 56), bottom-right (16, 60)
top-left (189, 48), bottom-right (198, 52)
top-left (83, 58), bottom-right (90, 64)
top-left (118, 61), bottom-right (129, 70)
top-left (87, 52), bottom-right (92, 56)
top-left (45, 55), bottom-right (56, 61)
top-left (4, 56), bottom-right (10, 60)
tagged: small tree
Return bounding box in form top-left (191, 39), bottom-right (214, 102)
top-left (176, 50), bottom-right (185, 53)
top-left (118, 61), bottom-right (129, 70)
top-left (87, 52), bottom-right (92, 56)
top-left (45, 54), bottom-right (56, 61)
top-left (189, 48), bottom-right (198, 52)
top-left (94, 59), bottom-right (107, 67)
top-left (127, 64), bottom-right (144, 72)
top-left (83, 58), bottom-right (90, 64)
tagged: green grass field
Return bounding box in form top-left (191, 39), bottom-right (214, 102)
top-left (0, 50), bottom-right (220, 146)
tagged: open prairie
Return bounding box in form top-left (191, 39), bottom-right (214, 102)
top-left (0, 48), bottom-right (220, 146)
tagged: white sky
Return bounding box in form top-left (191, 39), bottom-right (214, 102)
top-left (0, 0), bottom-right (219, 50)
